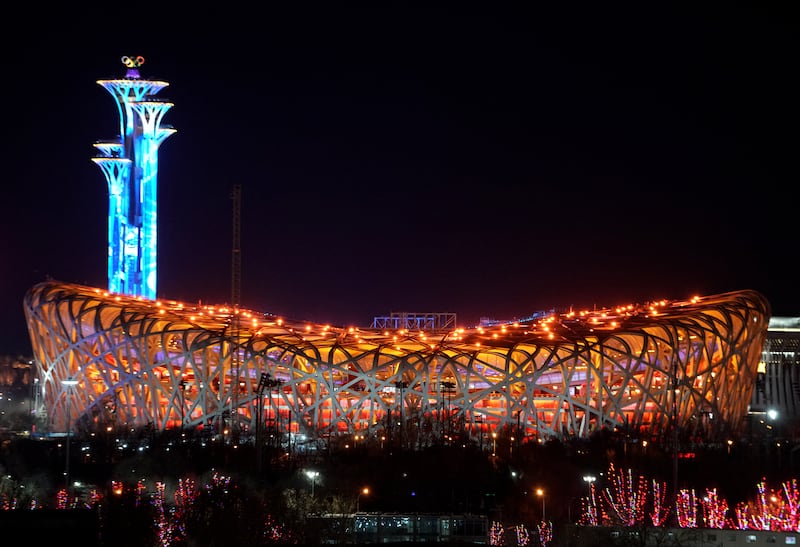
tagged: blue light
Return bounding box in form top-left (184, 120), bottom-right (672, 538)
top-left (92, 64), bottom-right (175, 300)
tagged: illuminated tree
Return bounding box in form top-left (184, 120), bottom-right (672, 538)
top-left (675, 489), bottom-right (698, 528)
top-left (649, 479), bottom-right (670, 527)
top-left (700, 488), bottom-right (729, 529)
top-left (602, 463), bottom-right (648, 526)
top-left (489, 521), bottom-right (505, 546)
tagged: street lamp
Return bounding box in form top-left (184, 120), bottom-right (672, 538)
top-left (767, 408), bottom-right (779, 470)
top-left (357, 487), bottom-right (370, 512)
top-left (768, 408), bottom-right (779, 421)
top-left (30, 377), bottom-right (39, 421)
top-left (63, 378), bottom-right (78, 492)
top-left (579, 475), bottom-right (598, 527)
top-left (536, 488), bottom-right (546, 521)
top-left (305, 470), bottom-right (319, 497)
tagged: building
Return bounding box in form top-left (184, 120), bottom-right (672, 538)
top-left (24, 282), bottom-right (769, 447)
top-left (745, 316), bottom-right (800, 445)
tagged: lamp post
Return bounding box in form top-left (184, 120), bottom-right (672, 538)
top-left (63, 379), bottom-right (78, 492)
top-left (306, 470), bottom-right (319, 497)
top-left (767, 408), bottom-right (779, 470)
top-left (581, 475), bottom-right (597, 526)
top-left (536, 488), bottom-right (546, 521)
top-left (30, 377), bottom-right (38, 421)
top-left (357, 487), bottom-right (370, 512)
top-left (670, 358), bottom-right (679, 526)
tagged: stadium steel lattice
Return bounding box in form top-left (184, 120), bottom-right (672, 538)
top-left (24, 281), bottom-right (770, 446)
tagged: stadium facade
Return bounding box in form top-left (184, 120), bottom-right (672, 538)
top-left (24, 282), bottom-right (770, 446)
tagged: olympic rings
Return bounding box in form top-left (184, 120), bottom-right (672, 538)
top-left (121, 56), bottom-right (145, 68)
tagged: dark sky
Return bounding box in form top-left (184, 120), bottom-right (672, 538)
top-left (2, 5), bottom-right (798, 355)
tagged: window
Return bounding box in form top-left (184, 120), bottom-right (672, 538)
top-left (747, 535), bottom-right (758, 544)
top-left (786, 538), bottom-right (797, 545)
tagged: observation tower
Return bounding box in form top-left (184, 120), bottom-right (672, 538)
top-left (92, 56), bottom-right (175, 300)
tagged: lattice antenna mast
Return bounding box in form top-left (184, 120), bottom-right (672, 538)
top-left (231, 184), bottom-right (241, 309)
top-left (230, 184), bottom-right (242, 439)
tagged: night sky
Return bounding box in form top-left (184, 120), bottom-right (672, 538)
top-left (3, 5), bottom-right (798, 356)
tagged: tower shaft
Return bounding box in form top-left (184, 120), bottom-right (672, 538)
top-left (92, 59), bottom-right (175, 300)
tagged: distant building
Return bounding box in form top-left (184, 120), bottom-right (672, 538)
top-left (747, 316), bottom-right (800, 438)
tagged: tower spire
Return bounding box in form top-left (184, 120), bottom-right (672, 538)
top-left (92, 56), bottom-right (176, 300)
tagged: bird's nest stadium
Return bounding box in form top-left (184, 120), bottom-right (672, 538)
top-left (23, 281), bottom-right (770, 446)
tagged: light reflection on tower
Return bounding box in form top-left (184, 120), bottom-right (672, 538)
top-left (92, 55), bottom-right (175, 300)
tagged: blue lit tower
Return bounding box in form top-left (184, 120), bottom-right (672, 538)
top-left (92, 56), bottom-right (175, 300)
